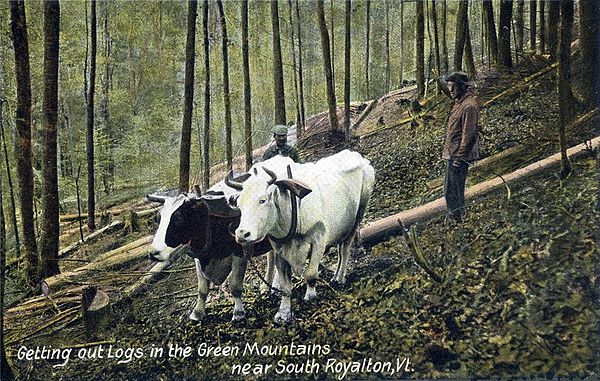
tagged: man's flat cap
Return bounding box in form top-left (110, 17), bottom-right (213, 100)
top-left (271, 124), bottom-right (288, 135)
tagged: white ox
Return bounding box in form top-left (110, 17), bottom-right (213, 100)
top-left (233, 150), bottom-right (375, 324)
top-left (149, 155), bottom-right (295, 322)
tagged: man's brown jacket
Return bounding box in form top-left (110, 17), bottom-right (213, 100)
top-left (442, 92), bottom-right (480, 162)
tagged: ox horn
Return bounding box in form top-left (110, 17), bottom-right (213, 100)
top-left (146, 193), bottom-right (168, 204)
top-left (263, 167), bottom-right (277, 185)
top-left (225, 170), bottom-right (244, 190)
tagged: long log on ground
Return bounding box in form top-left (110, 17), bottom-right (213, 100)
top-left (44, 236), bottom-right (153, 292)
top-left (122, 246), bottom-right (188, 298)
top-left (59, 219), bottom-right (125, 258)
top-left (351, 99), bottom-right (379, 130)
top-left (59, 202), bottom-right (161, 222)
top-left (360, 135), bottom-right (600, 245)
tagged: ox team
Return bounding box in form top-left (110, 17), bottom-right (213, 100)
top-left (150, 125), bottom-right (374, 324)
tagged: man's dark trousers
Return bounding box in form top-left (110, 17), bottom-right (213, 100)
top-left (444, 160), bottom-right (469, 220)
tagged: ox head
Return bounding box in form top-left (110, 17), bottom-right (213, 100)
top-left (149, 194), bottom-right (210, 261)
top-left (231, 167), bottom-right (312, 244)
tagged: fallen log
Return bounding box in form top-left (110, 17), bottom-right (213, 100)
top-left (122, 246), bottom-right (188, 298)
top-left (59, 220), bottom-right (125, 258)
top-left (360, 135), bottom-right (600, 245)
top-left (44, 236), bottom-right (153, 292)
top-left (351, 99), bottom-right (379, 130)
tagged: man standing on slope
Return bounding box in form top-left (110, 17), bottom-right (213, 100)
top-left (442, 72), bottom-right (480, 223)
top-left (262, 124), bottom-right (303, 163)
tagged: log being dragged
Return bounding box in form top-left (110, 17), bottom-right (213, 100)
top-left (360, 136), bottom-right (600, 245)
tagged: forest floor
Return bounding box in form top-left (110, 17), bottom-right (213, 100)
top-left (4, 55), bottom-right (599, 380)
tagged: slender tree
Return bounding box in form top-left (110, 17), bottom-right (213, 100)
top-left (295, 0), bottom-right (306, 136)
top-left (86, 0), bottom-right (97, 231)
top-left (100, 0), bottom-right (113, 193)
top-left (330, 0), bottom-right (335, 90)
top-left (385, 0), bottom-right (391, 93)
top-left (547, 1), bottom-right (559, 59)
top-left (317, 0), bottom-right (339, 132)
top-left (179, 0), bottom-right (197, 192)
top-left (271, 0), bottom-right (286, 125)
top-left (483, 0), bottom-right (499, 65)
top-left (529, 0), bottom-right (537, 51)
top-left (416, 0), bottom-right (425, 98)
top-left (498, 0), bottom-right (513, 69)
top-left (365, 0), bottom-right (371, 99)
top-left (216, 0), bottom-right (232, 172)
top-left (539, 0), bottom-right (546, 53)
top-left (515, 0), bottom-right (524, 54)
top-left (440, 0), bottom-right (449, 74)
top-left (242, 0), bottom-right (252, 170)
top-left (431, 0), bottom-right (441, 89)
top-left (579, 0), bottom-right (600, 108)
top-left (344, 0), bottom-right (351, 136)
top-left (288, 0), bottom-right (301, 139)
top-left (1, 154), bottom-right (14, 380)
top-left (202, 0), bottom-right (210, 190)
top-left (0, 102), bottom-right (20, 261)
top-left (10, 0), bottom-right (39, 289)
top-left (465, 20), bottom-right (477, 79)
top-left (454, 0), bottom-right (468, 72)
top-left (398, 0), bottom-right (404, 86)
top-left (40, 0), bottom-right (61, 278)
top-left (558, 0), bottom-right (575, 177)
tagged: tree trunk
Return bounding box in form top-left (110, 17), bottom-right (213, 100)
top-left (0, 157), bottom-right (14, 380)
top-left (454, 0), bottom-right (468, 72)
top-left (202, 0), bottom-right (210, 191)
top-left (317, 0), bottom-right (339, 132)
top-left (416, 0), bottom-right (425, 98)
top-left (431, 0), bottom-right (441, 90)
top-left (498, 0), bottom-right (513, 69)
top-left (465, 19), bottom-right (477, 79)
top-left (385, 0), bottom-right (390, 93)
top-left (242, 0), bottom-right (252, 170)
top-left (295, 0), bottom-right (306, 137)
top-left (271, 0), bottom-right (286, 125)
top-left (515, 0), bottom-right (524, 54)
top-left (330, 0), bottom-right (335, 91)
top-left (100, 0), bottom-right (113, 194)
top-left (10, 0), bottom-right (39, 289)
top-left (216, 0), bottom-right (232, 173)
top-left (344, 0), bottom-right (351, 136)
top-left (179, 0), bottom-right (197, 193)
top-left (0, 103), bottom-right (20, 261)
top-left (399, 0), bottom-right (404, 86)
top-left (440, 0), bottom-right (449, 74)
top-left (558, 0), bottom-right (575, 177)
top-left (40, 0), bottom-right (61, 278)
top-left (288, 0), bottom-right (301, 141)
top-left (87, 0), bottom-right (97, 232)
top-left (547, 0), bottom-right (559, 60)
top-left (539, 0), bottom-right (546, 53)
top-left (579, 0), bottom-right (600, 108)
top-left (483, 0), bottom-right (499, 65)
top-left (365, 0), bottom-right (371, 99)
top-left (529, 0), bottom-right (536, 51)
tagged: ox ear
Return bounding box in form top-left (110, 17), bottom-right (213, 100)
top-left (274, 179), bottom-right (312, 199)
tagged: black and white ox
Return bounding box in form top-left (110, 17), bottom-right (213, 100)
top-left (148, 180), bottom-right (273, 322)
top-left (228, 150), bottom-right (375, 324)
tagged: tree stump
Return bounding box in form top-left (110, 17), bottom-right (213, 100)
top-left (81, 286), bottom-right (111, 336)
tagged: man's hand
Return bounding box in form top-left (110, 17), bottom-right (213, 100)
top-left (452, 160), bottom-right (461, 168)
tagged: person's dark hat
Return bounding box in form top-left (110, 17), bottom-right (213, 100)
top-left (446, 71), bottom-right (474, 87)
top-left (271, 124), bottom-right (288, 135)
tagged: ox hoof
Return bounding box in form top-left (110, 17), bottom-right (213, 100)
top-left (274, 311), bottom-right (294, 325)
top-left (189, 310), bottom-right (205, 322)
top-left (303, 290), bottom-right (317, 302)
top-left (231, 311), bottom-right (247, 322)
